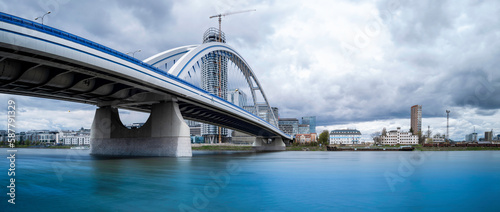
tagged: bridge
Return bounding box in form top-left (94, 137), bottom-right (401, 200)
top-left (0, 12), bottom-right (291, 157)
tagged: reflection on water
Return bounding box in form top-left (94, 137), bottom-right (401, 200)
top-left (1, 149), bottom-right (500, 211)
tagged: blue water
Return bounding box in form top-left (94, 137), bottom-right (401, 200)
top-left (1, 149), bottom-right (499, 211)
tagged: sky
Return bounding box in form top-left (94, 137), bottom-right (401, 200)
top-left (1, 0), bottom-right (499, 141)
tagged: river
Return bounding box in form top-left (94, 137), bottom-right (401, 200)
top-left (1, 149), bottom-right (499, 211)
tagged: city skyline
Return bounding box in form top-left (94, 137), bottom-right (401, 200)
top-left (1, 0), bottom-right (500, 141)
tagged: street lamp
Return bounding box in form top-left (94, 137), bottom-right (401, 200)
top-left (35, 11), bottom-right (51, 25)
top-left (446, 110), bottom-right (450, 141)
top-left (126, 49), bottom-right (141, 58)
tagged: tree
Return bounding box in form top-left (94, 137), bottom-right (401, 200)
top-left (371, 131), bottom-right (381, 145)
top-left (418, 132), bottom-right (425, 145)
top-left (410, 127), bottom-right (414, 135)
top-left (318, 130), bottom-right (330, 146)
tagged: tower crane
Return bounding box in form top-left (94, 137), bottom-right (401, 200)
top-left (209, 9), bottom-right (255, 143)
top-left (209, 9), bottom-right (256, 42)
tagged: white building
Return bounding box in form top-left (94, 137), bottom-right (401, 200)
top-left (61, 128), bottom-right (91, 145)
top-left (63, 136), bottom-right (90, 146)
top-left (381, 127), bottom-right (418, 145)
top-left (330, 129), bottom-right (362, 145)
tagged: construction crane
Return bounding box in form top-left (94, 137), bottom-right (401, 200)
top-left (209, 9), bottom-right (255, 143)
top-left (209, 9), bottom-right (256, 42)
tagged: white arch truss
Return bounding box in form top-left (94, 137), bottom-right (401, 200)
top-left (145, 42), bottom-right (278, 127)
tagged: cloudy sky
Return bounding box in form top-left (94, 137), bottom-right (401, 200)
top-left (1, 0), bottom-right (499, 141)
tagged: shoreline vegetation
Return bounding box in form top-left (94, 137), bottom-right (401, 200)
top-left (1, 144), bottom-right (500, 151)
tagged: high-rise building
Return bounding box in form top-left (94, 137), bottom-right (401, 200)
top-left (201, 28), bottom-right (228, 142)
top-left (465, 133), bottom-right (478, 142)
top-left (411, 105), bottom-right (422, 135)
top-left (301, 116), bottom-right (316, 133)
top-left (185, 120), bottom-right (201, 136)
top-left (257, 104), bottom-right (270, 122)
top-left (229, 89), bottom-right (247, 107)
top-left (272, 107), bottom-right (279, 120)
top-left (298, 124), bottom-right (310, 134)
top-left (485, 130), bottom-right (493, 142)
top-left (278, 118), bottom-right (299, 136)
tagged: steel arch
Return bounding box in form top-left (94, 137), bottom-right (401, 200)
top-left (145, 42), bottom-right (278, 127)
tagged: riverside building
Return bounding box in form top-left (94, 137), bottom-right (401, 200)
top-left (380, 127), bottom-right (418, 145)
top-left (411, 105), bottom-right (422, 134)
top-left (329, 129), bottom-right (362, 145)
top-left (62, 128), bottom-right (91, 145)
top-left (296, 133), bottom-right (317, 144)
top-left (278, 118), bottom-right (299, 136)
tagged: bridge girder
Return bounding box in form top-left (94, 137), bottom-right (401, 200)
top-left (0, 12), bottom-right (290, 140)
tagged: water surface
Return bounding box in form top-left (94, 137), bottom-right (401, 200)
top-left (1, 149), bottom-right (499, 211)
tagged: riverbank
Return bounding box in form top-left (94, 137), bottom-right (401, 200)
top-left (286, 146), bottom-right (326, 151)
top-left (3, 144), bottom-right (500, 151)
top-left (0, 145), bottom-right (71, 149)
top-left (191, 143), bottom-right (254, 151)
top-left (415, 146), bottom-right (500, 151)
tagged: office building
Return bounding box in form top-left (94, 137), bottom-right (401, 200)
top-left (21, 130), bottom-right (60, 144)
top-left (302, 116), bottom-right (316, 133)
top-left (298, 124), bottom-right (310, 134)
top-left (186, 120), bottom-right (202, 136)
top-left (272, 107), bottom-right (279, 121)
top-left (465, 133), bottom-right (478, 142)
top-left (485, 130), bottom-right (493, 142)
top-left (257, 104), bottom-right (271, 123)
top-left (411, 105), bottom-right (422, 135)
top-left (62, 128), bottom-right (91, 145)
top-left (229, 89), bottom-right (247, 107)
top-left (278, 118), bottom-right (299, 136)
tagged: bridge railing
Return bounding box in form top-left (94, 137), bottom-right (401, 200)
top-left (0, 12), bottom-right (289, 138)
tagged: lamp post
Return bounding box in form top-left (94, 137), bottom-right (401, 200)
top-left (126, 49), bottom-right (141, 58)
top-left (35, 11), bottom-right (51, 25)
top-left (446, 110), bottom-right (450, 141)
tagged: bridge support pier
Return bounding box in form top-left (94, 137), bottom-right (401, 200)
top-left (90, 100), bottom-right (192, 157)
top-left (252, 136), bottom-right (286, 151)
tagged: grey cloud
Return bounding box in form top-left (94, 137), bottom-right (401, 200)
top-left (1, 0), bottom-right (500, 134)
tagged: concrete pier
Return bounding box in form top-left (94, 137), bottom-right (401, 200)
top-left (253, 136), bottom-right (286, 151)
top-left (90, 100), bottom-right (192, 157)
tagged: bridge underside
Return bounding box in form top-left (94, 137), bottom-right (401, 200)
top-left (0, 13), bottom-right (288, 157)
top-left (0, 45), bottom-right (278, 137)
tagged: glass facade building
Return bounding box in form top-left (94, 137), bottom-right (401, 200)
top-left (278, 118), bottom-right (299, 136)
top-left (201, 28), bottom-right (228, 140)
top-left (301, 116), bottom-right (316, 133)
top-left (298, 124), bottom-right (310, 134)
